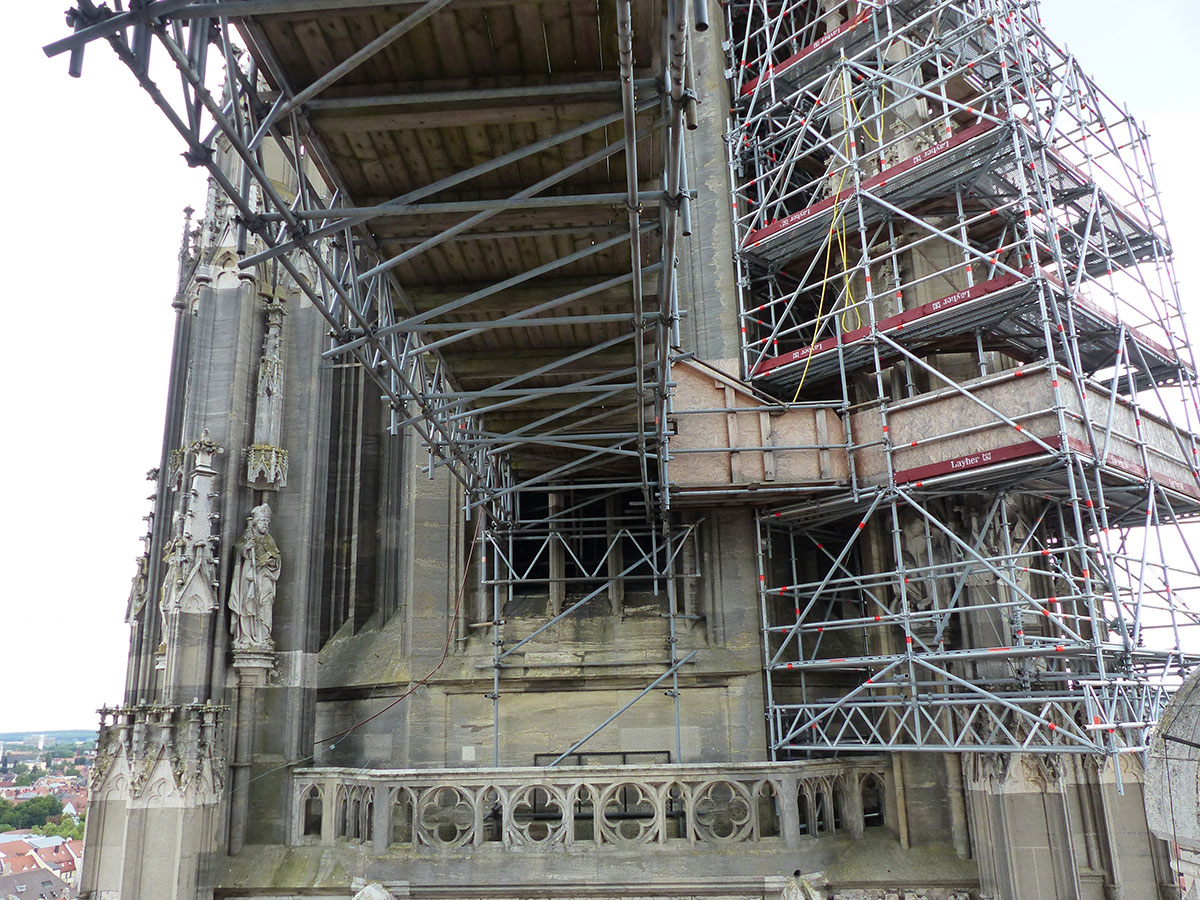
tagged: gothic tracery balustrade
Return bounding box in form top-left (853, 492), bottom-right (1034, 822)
top-left (292, 760), bottom-right (888, 852)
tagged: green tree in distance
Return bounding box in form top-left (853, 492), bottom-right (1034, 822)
top-left (34, 811), bottom-right (85, 841)
top-left (0, 796), bottom-right (63, 831)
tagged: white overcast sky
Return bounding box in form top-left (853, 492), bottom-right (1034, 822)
top-left (1, 2), bottom-right (1197, 732)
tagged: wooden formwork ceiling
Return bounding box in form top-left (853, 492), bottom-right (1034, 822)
top-left (239, 0), bottom-right (671, 472)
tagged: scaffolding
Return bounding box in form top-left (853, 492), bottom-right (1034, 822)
top-left (45, 0), bottom-right (1200, 775)
top-left (724, 0), bottom-right (1200, 767)
top-left (47, 0), bottom-right (713, 763)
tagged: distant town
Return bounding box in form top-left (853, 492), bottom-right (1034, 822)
top-left (0, 730), bottom-right (96, 899)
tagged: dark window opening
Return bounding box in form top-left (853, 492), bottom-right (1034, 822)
top-left (336, 794), bottom-right (348, 838)
top-left (482, 789), bottom-right (503, 842)
top-left (757, 784), bottom-right (780, 837)
top-left (505, 489), bottom-right (666, 603)
top-left (302, 789), bottom-right (322, 836)
top-left (390, 794), bottom-right (413, 845)
top-left (862, 775), bottom-right (885, 827)
top-left (533, 750), bottom-right (678, 837)
top-left (813, 792), bottom-right (829, 834)
top-left (797, 790), bottom-right (811, 836)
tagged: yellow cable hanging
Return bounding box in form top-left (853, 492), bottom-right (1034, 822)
top-left (836, 78), bottom-right (887, 332)
top-left (851, 81), bottom-right (887, 146)
top-left (790, 200), bottom-right (843, 403)
top-left (837, 192), bottom-right (864, 333)
top-left (792, 76), bottom-right (855, 402)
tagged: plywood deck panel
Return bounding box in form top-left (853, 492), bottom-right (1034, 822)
top-left (542, 1), bottom-right (576, 74)
top-left (292, 18), bottom-right (339, 84)
top-left (670, 360), bottom-right (849, 496)
top-left (512, 4), bottom-right (552, 75)
top-left (455, 6), bottom-right (499, 77)
top-left (849, 364), bottom-right (1200, 501)
top-left (400, 18), bottom-right (442, 82)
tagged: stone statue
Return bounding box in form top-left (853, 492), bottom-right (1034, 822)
top-left (350, 885), bottom-right (394, 900)
top-left (125, 550), bottom-right (150, 626)
top-left (781, 870), bottom-right (824, 900)
top-left (228, 504), bottom-right (281, 649)
top-left (158, 518), bottom-right (186, 653)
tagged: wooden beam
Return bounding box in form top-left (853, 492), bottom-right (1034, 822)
top-left (312, 100), bottom-right (625, 132)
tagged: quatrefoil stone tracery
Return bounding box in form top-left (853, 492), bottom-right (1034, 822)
top-left (419, 786), bottom-right (475, 847)
top-left (693, 780), bottom-right (753, 842)
top-left (509, 784), bottom-right (567, 845)
top-left (599, 782), bottom-right (659, 844)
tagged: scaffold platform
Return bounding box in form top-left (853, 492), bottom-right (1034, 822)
top-left (739, 119), bottom-right (1008, 267)
top-left (748, 270), bottom-right (1188, 391)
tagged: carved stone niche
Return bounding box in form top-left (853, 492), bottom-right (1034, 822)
top-left (245, 298), bottom-right (288, 489)
top-left (246, 444), bottom-right (289, 490)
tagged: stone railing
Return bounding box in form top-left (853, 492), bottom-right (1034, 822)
top-left (292, 759), bottom-right (889, 853)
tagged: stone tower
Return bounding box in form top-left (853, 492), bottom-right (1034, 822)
top-left (48, 1), bottom-right (1198, 898)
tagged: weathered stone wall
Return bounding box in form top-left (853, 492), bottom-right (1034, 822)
top-left (313, 493), bottom-right (769, 769)
top-left (967, 754), bottom-right (1173, 900)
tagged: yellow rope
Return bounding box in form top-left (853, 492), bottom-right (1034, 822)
top-left (837, 189), bottom-right (864, 333)
top-left (851, 81), bottom-right (887, 145)
top-left (789, 197), bottom-right (844, 402)
top-left (791, 77), bottom-right (855, 402)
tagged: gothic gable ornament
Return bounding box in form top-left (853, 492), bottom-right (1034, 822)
top-left (158, 432), bottom-right (224, 652)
